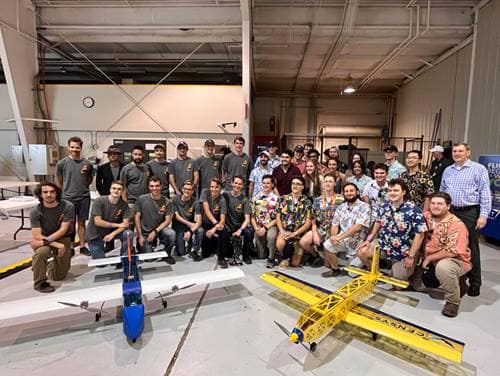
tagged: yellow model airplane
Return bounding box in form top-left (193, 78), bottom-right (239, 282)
top-left (261, 248), bottom-right (465, 363)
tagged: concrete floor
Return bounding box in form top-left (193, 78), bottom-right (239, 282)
top-left (0, 212), bottom-right (499, 376)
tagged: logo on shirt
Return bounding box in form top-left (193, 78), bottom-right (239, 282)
top-left (187, 206), bottom-right (194, 214)
top-left (213, 205), bottom-right (220, 214)
top-left (186, 163), bottom-right (193, 172)
top-left (213, 161), bottom-right (219, 168)
top-left (80, 163), bottom-right (89, 174)
top-left (235, 203), bottom-right (243, 212)
top-left (58, 213), bottom-right (64, 224)
top-left (113, 209), bottom-right (123, 219)
top-left (242, 160), bottom-right (249, 169)
top-left (159, 205), bottom-right (166, 214)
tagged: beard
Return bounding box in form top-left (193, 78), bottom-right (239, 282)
top-left (345, 195), bottom-right (358, 203)
top-left (133, 157), bottom-right (143, 164)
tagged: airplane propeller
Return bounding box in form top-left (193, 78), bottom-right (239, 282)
top-left (273, 320), bottom-right (316, 352)
top-left (58, 301), bottom-right (108, 321)
top-left (155, 283), bottom-right (196, 308)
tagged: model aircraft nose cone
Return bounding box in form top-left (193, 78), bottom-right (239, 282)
top-left (289, 332), bottom-right (299, 344)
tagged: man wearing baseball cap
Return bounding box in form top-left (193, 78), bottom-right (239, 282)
top-left (249, 150), bottom-right (273, 199)
top-left (383, 144), bottom-right (406, 179)
top-left (167, 141), bottom-right (198, 196)
top-left (255, 141), bottom-right (281, 170)
top-left (96, 145), bottom-right (124, 196)
top-left (146, 143), bottom-right (170, 198)
top-left (429, 145), bottom-right (452, 189)
top-left (195, 139), bottom-right (222, 194)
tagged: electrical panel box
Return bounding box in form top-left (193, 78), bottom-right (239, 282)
top-left (11, 145), bottom-right (24, 163)
top-left (28, 144), bottom-right (59, 176)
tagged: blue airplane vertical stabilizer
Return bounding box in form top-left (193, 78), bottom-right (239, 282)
top-left (122, 280), bottom-right (144, 341)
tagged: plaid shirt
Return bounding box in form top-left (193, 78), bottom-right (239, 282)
top-left (440, 160), bottom-right (492, 218)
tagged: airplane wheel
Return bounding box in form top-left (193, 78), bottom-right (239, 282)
top-left (371, 332), bottom-right (378, 341)
top-left (132, 339), bottom-right (137, 343)
top-left (95, 313), bottom-right (101, 322)
top-left (162, 301), bottom-right (168, 309)
top-left (310, 342), bottom-right (317, 352)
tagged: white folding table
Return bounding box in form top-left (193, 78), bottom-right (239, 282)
top-left (0, 197), bottom-right (39, 239)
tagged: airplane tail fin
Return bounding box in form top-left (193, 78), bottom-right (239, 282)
top-left (343, 245), bottom-right (409, 289)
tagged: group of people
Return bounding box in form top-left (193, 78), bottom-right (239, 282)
top-left (29, 136), bottom-right (492, 319)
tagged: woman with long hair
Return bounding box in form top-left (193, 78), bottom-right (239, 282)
top-left (303, 160), bottom-right (322, 199)
top-left (326, 158), bottom-right (345, 194)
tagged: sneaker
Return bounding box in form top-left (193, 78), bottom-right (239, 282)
top-left (310, 256), bottom-right (324, 268)
top-left (459, 276), bottom-right (468, 298)
top-left (467, 285), bottom-right (480, 297)
top-left (79, 246), bottom-right (91, 256)
top-left (218, 259), bottom-right (228, 269)
top-left (165, 256), bottom-right (176, 265)
top-left (266, 258), bottom-right (274, 269)
top-left (189, 251), bottom-right (201, 261)
top-left (442, 302), bottom-right (459, 317)
top-left (35, 281), bottom-right (55, 293)
top-left (243, 258), bottom-right (252, 265)
top-left (321, 268), bottom-right (341, 278)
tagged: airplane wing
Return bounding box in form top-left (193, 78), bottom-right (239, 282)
top-left (88, 252), bottom-right (168, 267)
top-left (261, 271), bottom-right (332, 306)
top-left (0, 268), bottom-right (244, 321)
top-left (343, 303), bottom-right (464, 363)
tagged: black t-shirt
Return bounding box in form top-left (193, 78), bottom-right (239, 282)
top-left (29, 200), bottom-right (75, 237)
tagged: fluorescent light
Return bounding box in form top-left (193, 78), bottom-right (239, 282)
top-left (343, 84), bottom-right (356, 94)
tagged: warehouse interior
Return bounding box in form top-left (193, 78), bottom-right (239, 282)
top-left (0, 1), bottom-right (499, 375)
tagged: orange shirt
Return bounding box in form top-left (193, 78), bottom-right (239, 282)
top-left (424, 211), bottom-right (472, 272)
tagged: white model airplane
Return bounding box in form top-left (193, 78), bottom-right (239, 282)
top-left (0, 246), bottom-right (244, 342)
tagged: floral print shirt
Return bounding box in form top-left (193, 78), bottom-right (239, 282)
top-left (332, 199), bottom-right (371, 244)
top-left (401, 170), bottom-right (434, 208)
top-left (251, 191), bottom-right (279, 226)
top-left (376, 201), bottom-right (427, 261)
top-left (312, 194), bottom-right (345, 237)
top-left (249, 166), bottom-right (274, 199)
top-left (277, 194), bottom-right (312, 231)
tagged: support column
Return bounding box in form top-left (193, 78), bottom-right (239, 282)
top-left (240, 0), bottom-right (252, 154)
top-left (0, 0), bottom-right (38, 180)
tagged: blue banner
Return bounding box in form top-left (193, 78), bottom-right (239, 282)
top-left (479, 155), bottom-right (500, 241)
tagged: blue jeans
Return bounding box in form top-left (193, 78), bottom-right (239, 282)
top-left (88, 230), bottom-right (134, 259)
top-left (142, 228), bottom-right (175, 255)
top-left (174, 227), bottom-right (205, 256)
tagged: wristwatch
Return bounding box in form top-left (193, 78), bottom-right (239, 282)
top-left (43, 239), bottom-right (49, 246)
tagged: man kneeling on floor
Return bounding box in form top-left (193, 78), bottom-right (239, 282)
top-left (86, 180), bottom-right (133, 260)
top-left (357, 179), bottom-right (427, 284)
top-left (422, 192), bottom-right (471, 317)
top-left (321, 183), bottom-right (370, 277)
top-left (30, 182), bottom-right (75, 293)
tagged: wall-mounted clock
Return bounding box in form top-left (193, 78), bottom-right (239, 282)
top-left (83, 96), bottom-right (95, 108)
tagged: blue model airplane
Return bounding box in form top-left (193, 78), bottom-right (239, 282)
top-left (0, 233), bottom-right (244, 342)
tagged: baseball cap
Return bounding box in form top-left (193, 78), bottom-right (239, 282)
top-left (154, 144), bottom-right (165, 150)
top-left (258, 150), bottom-right (270, 158)
top-left (177, 141), bottom-right (188, 149)
top-left (429, 145), bottom-right (444, 153)
top-left (103, 145), bottom-right (122, 154)
top-left (204, 139), bottom-right (215, 147)
top-left (294, 145), bottom-right (304, 152)
top-left (383, 145), bottom-right (398, 153)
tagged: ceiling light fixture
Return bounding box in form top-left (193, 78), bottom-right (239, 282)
top-left (343, 74), bottom-right (356, 94)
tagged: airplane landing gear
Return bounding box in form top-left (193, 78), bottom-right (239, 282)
top-left (310, 342), bottom-right (317, 352)
top-left (371, 332), bottom-right (379, 341)
top-left (95, 312), bottom-right (101, 322)
top-left (162, 300), bottom-right (168, 309)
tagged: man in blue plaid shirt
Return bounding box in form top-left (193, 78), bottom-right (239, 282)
top-left (440, 143), bottom-right (492, 297)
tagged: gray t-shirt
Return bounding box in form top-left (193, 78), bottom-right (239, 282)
top-left (223, 191), bottom-right (251, 232)
top-left (86, 196), bottom-right (131, 241)
top-left (195, 155), bottom-right (222, 190)
top-left (221, 153), bottom-right (254, 191)
top-left (135, 193), bottom-right (173, 234)
top-left (29, 199), bottom-right (75, 237)
top-left (172, 194), bottom-right (201, 231)
top-left (146, 159), bottom-right (169, 196)
top-left (120, 163), bottom-right (152, 203)
top-left (199, 188), bottom-right (227, 227)
top-left (55, 156), bottom-right (94, 200)
top-left (167, 158), bottom-right (195, 189)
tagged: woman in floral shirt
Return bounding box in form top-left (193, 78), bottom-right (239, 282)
top-left (276, 175), bottom-right (312, 268)
top-left (299, 173), bottom-right (344, 266)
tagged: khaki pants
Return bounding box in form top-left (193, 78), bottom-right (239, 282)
top-left (435, 258), bottom-right (467, 305)
top-left (254, 226), bottom-right (278, 259)
top-left (32, 236), bottom-right (72, 289)
top-left (392, 259), bottom-right (417, 282)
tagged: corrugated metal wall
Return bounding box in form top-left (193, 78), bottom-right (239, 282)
top-left (468, 0), bottom-right (500, 157)
top-left (394, 44), bottom-right (472, 151)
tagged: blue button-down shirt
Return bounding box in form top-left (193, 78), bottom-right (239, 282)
top-left (440, 159), bottom-right (492, 218)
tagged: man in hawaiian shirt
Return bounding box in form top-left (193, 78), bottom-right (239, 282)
top-left (322, 183), bottom-right (371, 277)
top-left (362, 163), bottom-right (389, 224)
top-left (276, 176), bottom-right (312, 268)
top-left (422, 192), bottom-right (471, 317)
top-left (299, 173), bottom-right (344, 267)
top-left (401, 149), bottom-right (434, 211)
top-left (251, 174), bottom-right (279, 266)
top-left (249, 151), bottom-right (274, 199)
top-left (358, 178), bottom-right (427, 283)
